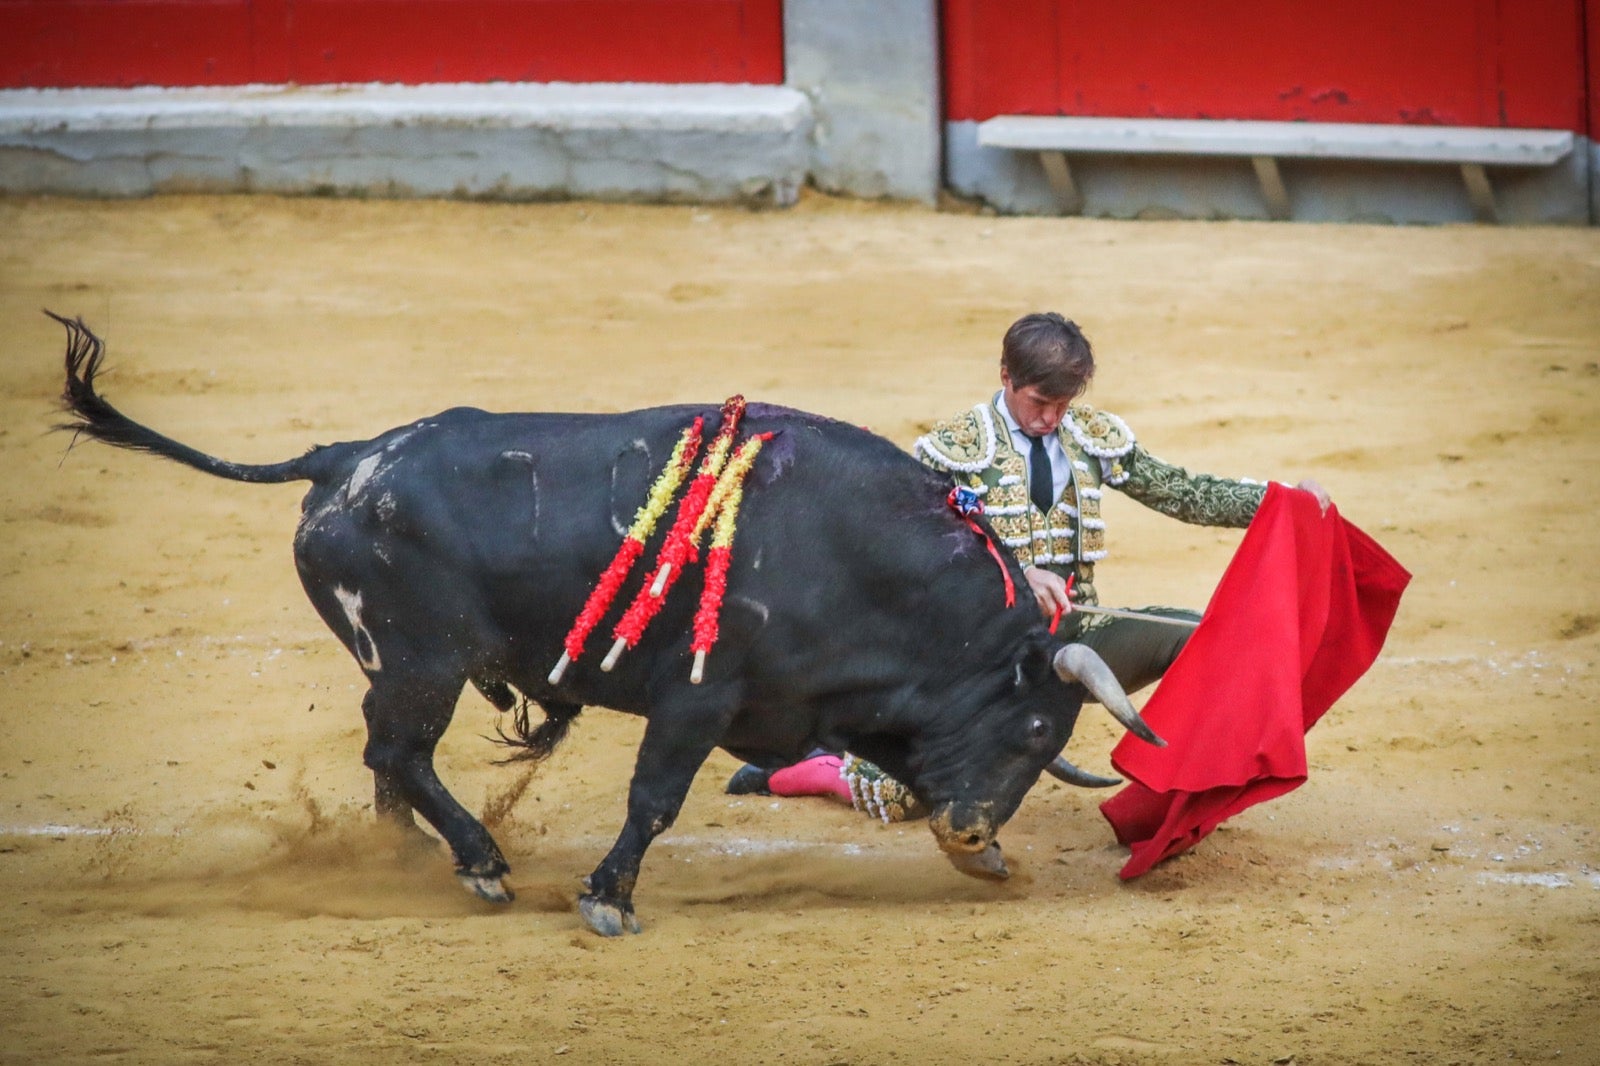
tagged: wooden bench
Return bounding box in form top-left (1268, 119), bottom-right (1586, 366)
top-left (976, 115), bottom-right (1576, 222)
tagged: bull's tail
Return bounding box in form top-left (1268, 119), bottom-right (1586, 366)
top-left (52, 311), bottom-right (315, 484)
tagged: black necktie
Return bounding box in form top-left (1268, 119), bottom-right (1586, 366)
top-left (1028, 435), bottom-right (1054, 515)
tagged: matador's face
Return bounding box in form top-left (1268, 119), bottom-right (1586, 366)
top-left (1000, 368), bottom-right (1074, 437)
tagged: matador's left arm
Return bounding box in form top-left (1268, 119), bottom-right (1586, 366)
top-left (1110, 445), bottom-right (1267, 529)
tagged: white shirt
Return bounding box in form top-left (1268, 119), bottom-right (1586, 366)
top-left (994, 390), bottom-right (1074, 510)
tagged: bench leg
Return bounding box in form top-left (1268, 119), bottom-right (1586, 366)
top-left (1037, 151), bottom-right (1084, 215)
top-left (1460, 163), bottom-right (1497, 223)
top-left (1251, 156), bottom-right (1291, 221)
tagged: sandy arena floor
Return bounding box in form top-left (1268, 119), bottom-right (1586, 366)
top-left (1, 193), bottom-right (1597, 1065)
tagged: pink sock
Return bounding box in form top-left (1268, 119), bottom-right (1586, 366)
top-left (767, 754), bottom-right (852, 802)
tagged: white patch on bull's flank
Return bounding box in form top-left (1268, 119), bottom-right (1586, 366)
top-left (345, 430), bottom-right (421, 509)
top-left (296, 433), bottom-right (422, 549)
top-left (346, 453), bottom-right (383, 504)
top-left (334, 585), bottom-right (382, 672)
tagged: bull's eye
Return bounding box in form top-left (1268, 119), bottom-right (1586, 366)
top-left (1027, 717), bottom-right (1050, 743)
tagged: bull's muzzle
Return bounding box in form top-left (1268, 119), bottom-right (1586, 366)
top-left (930, 804), bottom-right (1010, 881)
top-left (928, 802), bottom-right (997, 856)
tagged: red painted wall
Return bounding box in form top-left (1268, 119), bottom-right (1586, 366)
top-left (944, 0), bottom-right (1590, 133)
top-left (1588, 0), bottom-right (1599, 136)
top-left (0, 0), bottom-right (783, 88)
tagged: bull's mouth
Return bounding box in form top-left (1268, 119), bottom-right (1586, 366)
top-left (946, 841), bottom-right (1010, 881)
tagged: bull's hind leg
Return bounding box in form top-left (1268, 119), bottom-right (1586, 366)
top-left (580, 689), bottom-right (739, 936)
top-left (363, 688), bottom-right (434, 840)
top-left (361, 675), bottom-right (514, 903)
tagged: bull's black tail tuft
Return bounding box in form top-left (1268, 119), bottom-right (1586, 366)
top-left (50, 310), bottom-right (312, 484)
top-left (490, 695), bottom-right (583, 766)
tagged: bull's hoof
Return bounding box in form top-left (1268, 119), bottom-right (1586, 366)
top-left (459, 874), bottom-right (515, 904)
top-left (579, 894), bottom-right (642, 936)
top-left (946, 842), bottom-right (1010, 882)
top-left (725, 764), bottom-right (772, 795)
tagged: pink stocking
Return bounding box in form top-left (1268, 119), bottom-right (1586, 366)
top-left (766, 753), bottom-right (852, 802)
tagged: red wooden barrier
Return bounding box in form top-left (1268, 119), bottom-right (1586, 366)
top-left (0, 0), bottom-right (783, 88)
top-left (1588, 0), bottom-right (1599, 137)
top-left (944, 0), bottom-right (1589, 133)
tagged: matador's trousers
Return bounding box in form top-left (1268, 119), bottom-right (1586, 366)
top-left (1061, 604), bottom-right (1203, 699)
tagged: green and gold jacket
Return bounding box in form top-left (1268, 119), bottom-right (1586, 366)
top-left (912, 397), bottom-right (1267, 606)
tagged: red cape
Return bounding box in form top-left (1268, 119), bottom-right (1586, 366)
top-left (1099, 483), bottom-right (1410, 879)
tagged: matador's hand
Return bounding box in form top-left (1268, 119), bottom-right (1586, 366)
top-left (1295, 478), bottom-right (1332, 513)
top-left (1023, 566), bottom-right (1073, 622)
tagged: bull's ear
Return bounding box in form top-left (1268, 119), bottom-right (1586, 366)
top-left (1013, 632), bottom-right (1056, 689)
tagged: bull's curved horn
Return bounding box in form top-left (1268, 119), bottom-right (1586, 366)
top-left (1045, 756), bottom-right (1121, 789)
top-left (1051, 644), bottom-right (1167, 748)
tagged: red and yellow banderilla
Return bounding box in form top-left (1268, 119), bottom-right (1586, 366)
top-left (548, 416), bottom-right (704, 684)
top-left (688, 432), bottom-right (772, 683)
top-left (601, 396), bottom-right (747, 671)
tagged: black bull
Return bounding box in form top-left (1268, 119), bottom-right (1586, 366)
top-left (51, 313), bottom-right (1161, 936)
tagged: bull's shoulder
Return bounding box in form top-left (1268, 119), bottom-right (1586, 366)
top-left (912, 404), bottom-right (1000, 473)
top-left (1062, 404), bottom-right (1136, 459)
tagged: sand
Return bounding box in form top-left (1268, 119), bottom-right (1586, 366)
top-left (1, 192), bottom-right (1597, 1065)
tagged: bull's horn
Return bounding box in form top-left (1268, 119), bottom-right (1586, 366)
top-left (1045, 756), bottom-right (1122, 789)
top-left (1051, 644), bottom-right (1167, 748)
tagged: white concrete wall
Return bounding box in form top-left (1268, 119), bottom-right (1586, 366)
top-left (0, 82), bottom-right (814, 204)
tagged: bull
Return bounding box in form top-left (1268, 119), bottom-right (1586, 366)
top-left (50, 312), bottom-right (1162, 936)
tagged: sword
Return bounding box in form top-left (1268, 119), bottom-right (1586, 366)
top-left (1051, 603), bottom-right (1201, 630)
top-left (1046, 575), bottom-right (1202, 631)
top-left (1071, 604), bottom-right (1201, 628)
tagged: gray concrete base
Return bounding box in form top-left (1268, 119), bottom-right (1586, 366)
top-left (946, 120), bottom-right (1594, 224)
top-left (0, 82), bottom-right (814, 205)
top-left (1591, 139), bottom-right (1600, 226)
top-left (784, 0), bottom-right (940, 203)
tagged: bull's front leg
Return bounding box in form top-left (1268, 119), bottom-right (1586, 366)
top-left (580, 691), bottom-right (734, 936)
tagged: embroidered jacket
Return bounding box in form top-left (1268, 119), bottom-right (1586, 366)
top-left (912, 398), bottom-right (1266, 606)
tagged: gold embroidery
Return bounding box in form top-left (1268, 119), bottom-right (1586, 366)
top-left (1067, 404), bottom-right (1136, 458)
top-left (917, 408), bottom-right (991, 470)
top-left (920, 400), bottom-right (1258, 610)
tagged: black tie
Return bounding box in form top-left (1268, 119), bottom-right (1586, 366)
top-left (1028, 435), bottom-right (1054, 515)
